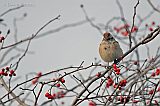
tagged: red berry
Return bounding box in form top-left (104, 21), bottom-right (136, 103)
top-left (61, 101), bottom-right (64, 104)
top-left (60, 78), bottom-right (65, 83)
top-left (124, 24), bottom-right (130, 28)
top-left (37, 72), bottom-right (42, 78)
top-left (1, 36), bottom-right (5, 40)
top-left (96, 72), bottom-right (101, 77)
top-left (89, 101), bottom-right (96, 106)
top-left (155, 68), bottom-right (160, 75)
top-left (133, 61), bottom-right (139, 65)
top-left (56, 83), bottom-right (60, 87)
top-left (106, 83), bottom-right (110, 88)
top-left (60, 93), bottom-right (65, 98)
top-left (12, 73), bottom-right (16, 76)
top-left (10, 70), bottom-right (15, 74)
top-left (4, 72), bottom-right (8, 76)
top-left (119, 96), bottom-right (124, 103)
top-left (116, 71), bottom-right (120, 75)
top-left (157, 86), bottom-right (160, 92)
top-left (118, 86), bottom-right (122, 90)
top-left (0, 70), bottom-right (5, 75)
top-left (6, 67), bottom-right (10, 71)
top-left (45, 92), bottom-right (50, 97)
top-left (107, 78), bottom-right (114, 87)
top-left (113, 83), bottom-right (118, 88)
top-left (121, 31), bottom-right (129, 36)
top-left (57, 91), bottom-right (65, 98)
top-left (0, 36), bottom-right (5, 42)
top-left (151, 72), bottom-right (155, 77)
top-left (115, 68), bottom-right (120, 72)
top-left (52, 93), bottom-right (56, 99)
top-left (149, 89), bottom-right (154, 95)
top-left (2, 68), bottom-right (5, 72)
top-left (108, 78), bottom-right (113, 84)
top-left (32, 78), bottom-right (38, 84)
top-left (47, 95), bottom-right (54, 99)
top-left (120, 79), bottom-right (127, 87)
top-left (149, 27), bottom-right (153, 31)
top-left (124, 79), bottom-right (127, 83)
top-left (131, 26), bottom-right (138, 32)
top-left (152, 21), bottom-right (155, 25)
top-left (113, 64), bottom-right (117, 69)
top-left (114, 27), bottom-right (120, 33)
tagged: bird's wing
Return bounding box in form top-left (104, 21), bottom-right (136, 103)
top-left (113, 40), bottom-right (121, 49)
top-left (113, 40), bottom-right (123, 56)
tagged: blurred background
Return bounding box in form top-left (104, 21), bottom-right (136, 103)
top-left (0, 0), bottom-right (160, 105)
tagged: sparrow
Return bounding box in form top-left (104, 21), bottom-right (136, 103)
top-left (99, 32), bottom-right (123, 63)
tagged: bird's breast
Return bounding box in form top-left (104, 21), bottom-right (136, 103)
top-left (99, 41), bottom-right (117, 62)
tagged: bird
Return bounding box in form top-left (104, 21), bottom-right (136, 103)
top-left (99, 32), bottom-right (123, 64)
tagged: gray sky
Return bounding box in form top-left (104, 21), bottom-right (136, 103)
top-left (0, 0), bottom-right (160, 105)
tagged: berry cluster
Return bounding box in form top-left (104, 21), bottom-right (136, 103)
top-left (106, 77), bottom-right (114, 88)
top-left (54, 78), bottom-right (65, 87)
top-left (119, 79), bottom-right (127, 87)
top-left (148, 86), bottom-right (160, 96)
top-left (32, 72), bottom-right (42, 84)
top-left (113, 21), bottom-right (158, 37)
top-left (151, 68), bottom-right (160, 77)
top-left (44, 77), bottom-right (66, 100)
top-left (113, 79), bottom-right (127, 90)
top-left (149, 89), bottom-right (154, 95)
top-left (113, 64), bottom-right (120, 75)
top-left (0, 67), bottom-right (16, 77)
top-left (117, 96), bottom-right (130, 104)
top-left (45, 91), bottom-right (65, 99)
top-left (114, 24), bottom-right (138, 36)
top-left (145, 21), bottom-right (157, 31)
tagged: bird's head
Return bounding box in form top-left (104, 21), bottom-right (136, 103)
top-left (103, 32), bottom-right (114, 41)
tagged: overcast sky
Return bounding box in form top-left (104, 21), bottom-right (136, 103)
top-left (0, 0), bottom-right (160, 105)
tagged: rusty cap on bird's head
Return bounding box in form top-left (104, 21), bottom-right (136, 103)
top-left (103, 32), bottom-right (113, 40)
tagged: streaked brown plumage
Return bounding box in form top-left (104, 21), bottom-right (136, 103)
top-left (99, 32), bottom-right (123, 62)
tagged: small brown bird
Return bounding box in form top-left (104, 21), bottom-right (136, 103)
top-left (99, 32), bottom-right (123, 63)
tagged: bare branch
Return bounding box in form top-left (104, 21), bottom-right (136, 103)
top-left (147, 0), bottom-right (160, 13)
top-left (0, 5), bottom-right (24, 17)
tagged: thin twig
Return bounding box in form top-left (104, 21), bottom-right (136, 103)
top-left (147, 0), bottom-right (160, 13)
top-left (129, 0), bottom-right (140, 48)
top-left (0, 5), bottom-right (24, 17)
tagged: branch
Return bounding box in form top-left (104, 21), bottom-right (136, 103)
top-left (0, 78), bottom-right (27, 106)
top-left (129, 0), bottom-right (140, 48)
top-left (72, 67), bottom-right (109, 105)
top-left (34, 83), bottom-right (44, 106)
top-left (115, 27), bottom-right (160, 64)
top-left (1, 15), bottom-right (61, 50)
top-left (35, 18), bottom-right (94, 39)
top-left (0, 5), bottom-right (24, 17)
top-left (80, 4), bottom-right (103, 34)
top-left (147, 0), bottom-right (160, 13)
